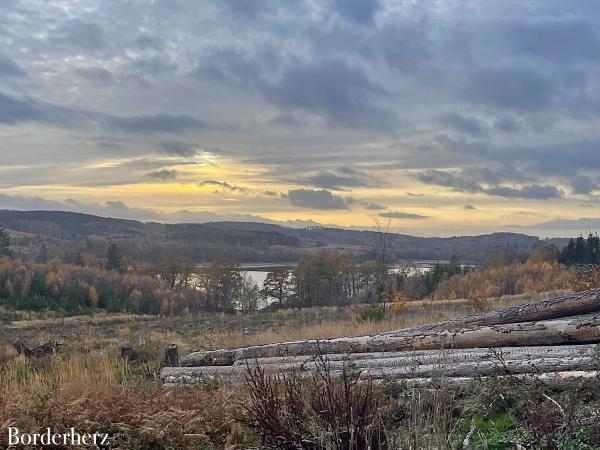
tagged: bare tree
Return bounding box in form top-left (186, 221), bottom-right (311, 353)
top-left (370, 218), bottom-right (396, 306)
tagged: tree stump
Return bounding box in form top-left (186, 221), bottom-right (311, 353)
top-left (163, 343), bottom-right (179, 367)
top-left (120, 343), bottom-right (137, 361)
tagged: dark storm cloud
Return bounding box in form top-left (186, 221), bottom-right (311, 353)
top-left (378, 211), bottom-right (428, 220)
top-left (287, 189), bottom-right (350, 210)
top-left (146, 169), bottom-right (178, 180)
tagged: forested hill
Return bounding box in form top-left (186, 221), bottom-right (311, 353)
top-left (0, 210), bottom-right (567, 264)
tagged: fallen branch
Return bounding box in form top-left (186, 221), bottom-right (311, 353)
top-left (12, 338), bottom-right (63, 357)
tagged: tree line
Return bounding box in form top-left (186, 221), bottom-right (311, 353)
top-left (1, 222), bottom-right (598, 316)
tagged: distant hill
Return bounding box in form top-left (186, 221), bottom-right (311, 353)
top-left (0, 210), bottom-right (567, 264)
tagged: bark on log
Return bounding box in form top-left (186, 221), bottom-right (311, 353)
top-left (163, 355), bottom-right (598, 383)
top-left (163, 344), bottom-right (179, 367)
top-left (232, 343), bottom-right (598, 368)
top-left (390, 370), bottom-right (600, 389)
top-left (166, 345), bottom-right (600, 382)
top-left (162, 370), bottom-right (599, 390)
top-left (385, 288), bottom-right (600, 336)
top-left (181, 314), bottom-right (600, 366)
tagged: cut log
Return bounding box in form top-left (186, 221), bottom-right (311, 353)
top-left (181, 314), bottom-right (600, 366)
top-left (385, 288), bottom-right (600, 336)
top-left (162, 355), bottom-right (598, 383)
top-left (166, 344), bottom-right (600, 382)
top-left (162, 370), bottom-right (599, 390)
top-left (232, 343), bottom-right (598, 368)
top-left (391, 370), bottom-right (600, 389)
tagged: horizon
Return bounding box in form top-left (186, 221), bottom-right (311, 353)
top-left (1, 1), bottom-right (599, 237)
top-left (0, 208), bottom-right (587, 240)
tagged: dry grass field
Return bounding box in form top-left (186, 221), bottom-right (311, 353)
top-left (1, 290), bottom-right (599, 449)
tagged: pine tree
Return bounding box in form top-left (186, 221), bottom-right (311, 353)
top-left (74, 252), bottom-right (85, 267)
top-left (0, 225), bottom-right (11, 257)
top-left (36, 242), bottom-right (49, 263)
top-left (106, 243), bottom-right (122, 272)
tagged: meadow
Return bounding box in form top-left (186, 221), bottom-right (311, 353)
top-left (2, 290), bottom-right (599, 449)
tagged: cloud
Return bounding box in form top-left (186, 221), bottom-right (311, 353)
top-left (0, 91), bottom-right (208, 134)
top-left (146, 169), bottom-right (178, 180)
top-left (199, 180), bottom-right (248, 193)
top-left (287, 189), bottom-right (350, 209)
top-left (52, 19), bottom-right (106, 51)
top-left (302, 167), bottom-right (375, 190)
top-left (263, 60), bottom-right (394, 128)
top-left (159, 141), bottom-right (199, 157)
top-left (464, 204), bottom-right (476, 210)
top-left (417, 168), bottom-right (563, 200)
top-left (103, 114), bottom-right (207, 134)
top-left (363, 202), bottom-right (386, 210)
top-left (0, 193), bottom-right (326, 228)
top-left (2, 0), bottom-right (600, 232)
top-left (417, 170), bottom-right (481, 193)
top-left (464, 63), bottom-right (555, 112)
top-left (220, 0), bottom-right (275, 20)
top-left (0, 56), bottom-right (27, 78)
top-left (531, 217), bottom-right (600, 231)
top-left (571, 176), bottom-right (598, 195)
top-left (485, 185), bottom-right (562, 200)
top-left (378, 211), bottom-right (428, 219)
top-left (76, 67), bottom-right (113, 84)
top-left (440, 113), bottom-right (487, 137)
top-left (333, 0), bottom-right (380, 25)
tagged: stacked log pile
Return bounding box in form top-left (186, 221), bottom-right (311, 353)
top-left (161, 289), bottom-right (600, 388)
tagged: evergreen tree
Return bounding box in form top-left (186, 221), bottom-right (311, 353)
top-left (74, 252), bottom-right (85, 267)
top-left (36, 243), bottom-right (49, 263)
top-left (0, 225), bottom-right (11, 257)
top-left (106, 243), bottom-right (122, 272)
top-left (559, 234), bottom-right (600, 265)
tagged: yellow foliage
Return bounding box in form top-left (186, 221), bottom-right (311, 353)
top-left (434, 260), bottom-right (574, 301)
top-left (389, 292), bottom-right (407, 312)
top-left (89, 286), bottom-right (99, 307)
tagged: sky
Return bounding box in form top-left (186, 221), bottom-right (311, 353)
top-left (1, 0), bottom-right (600, 237)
